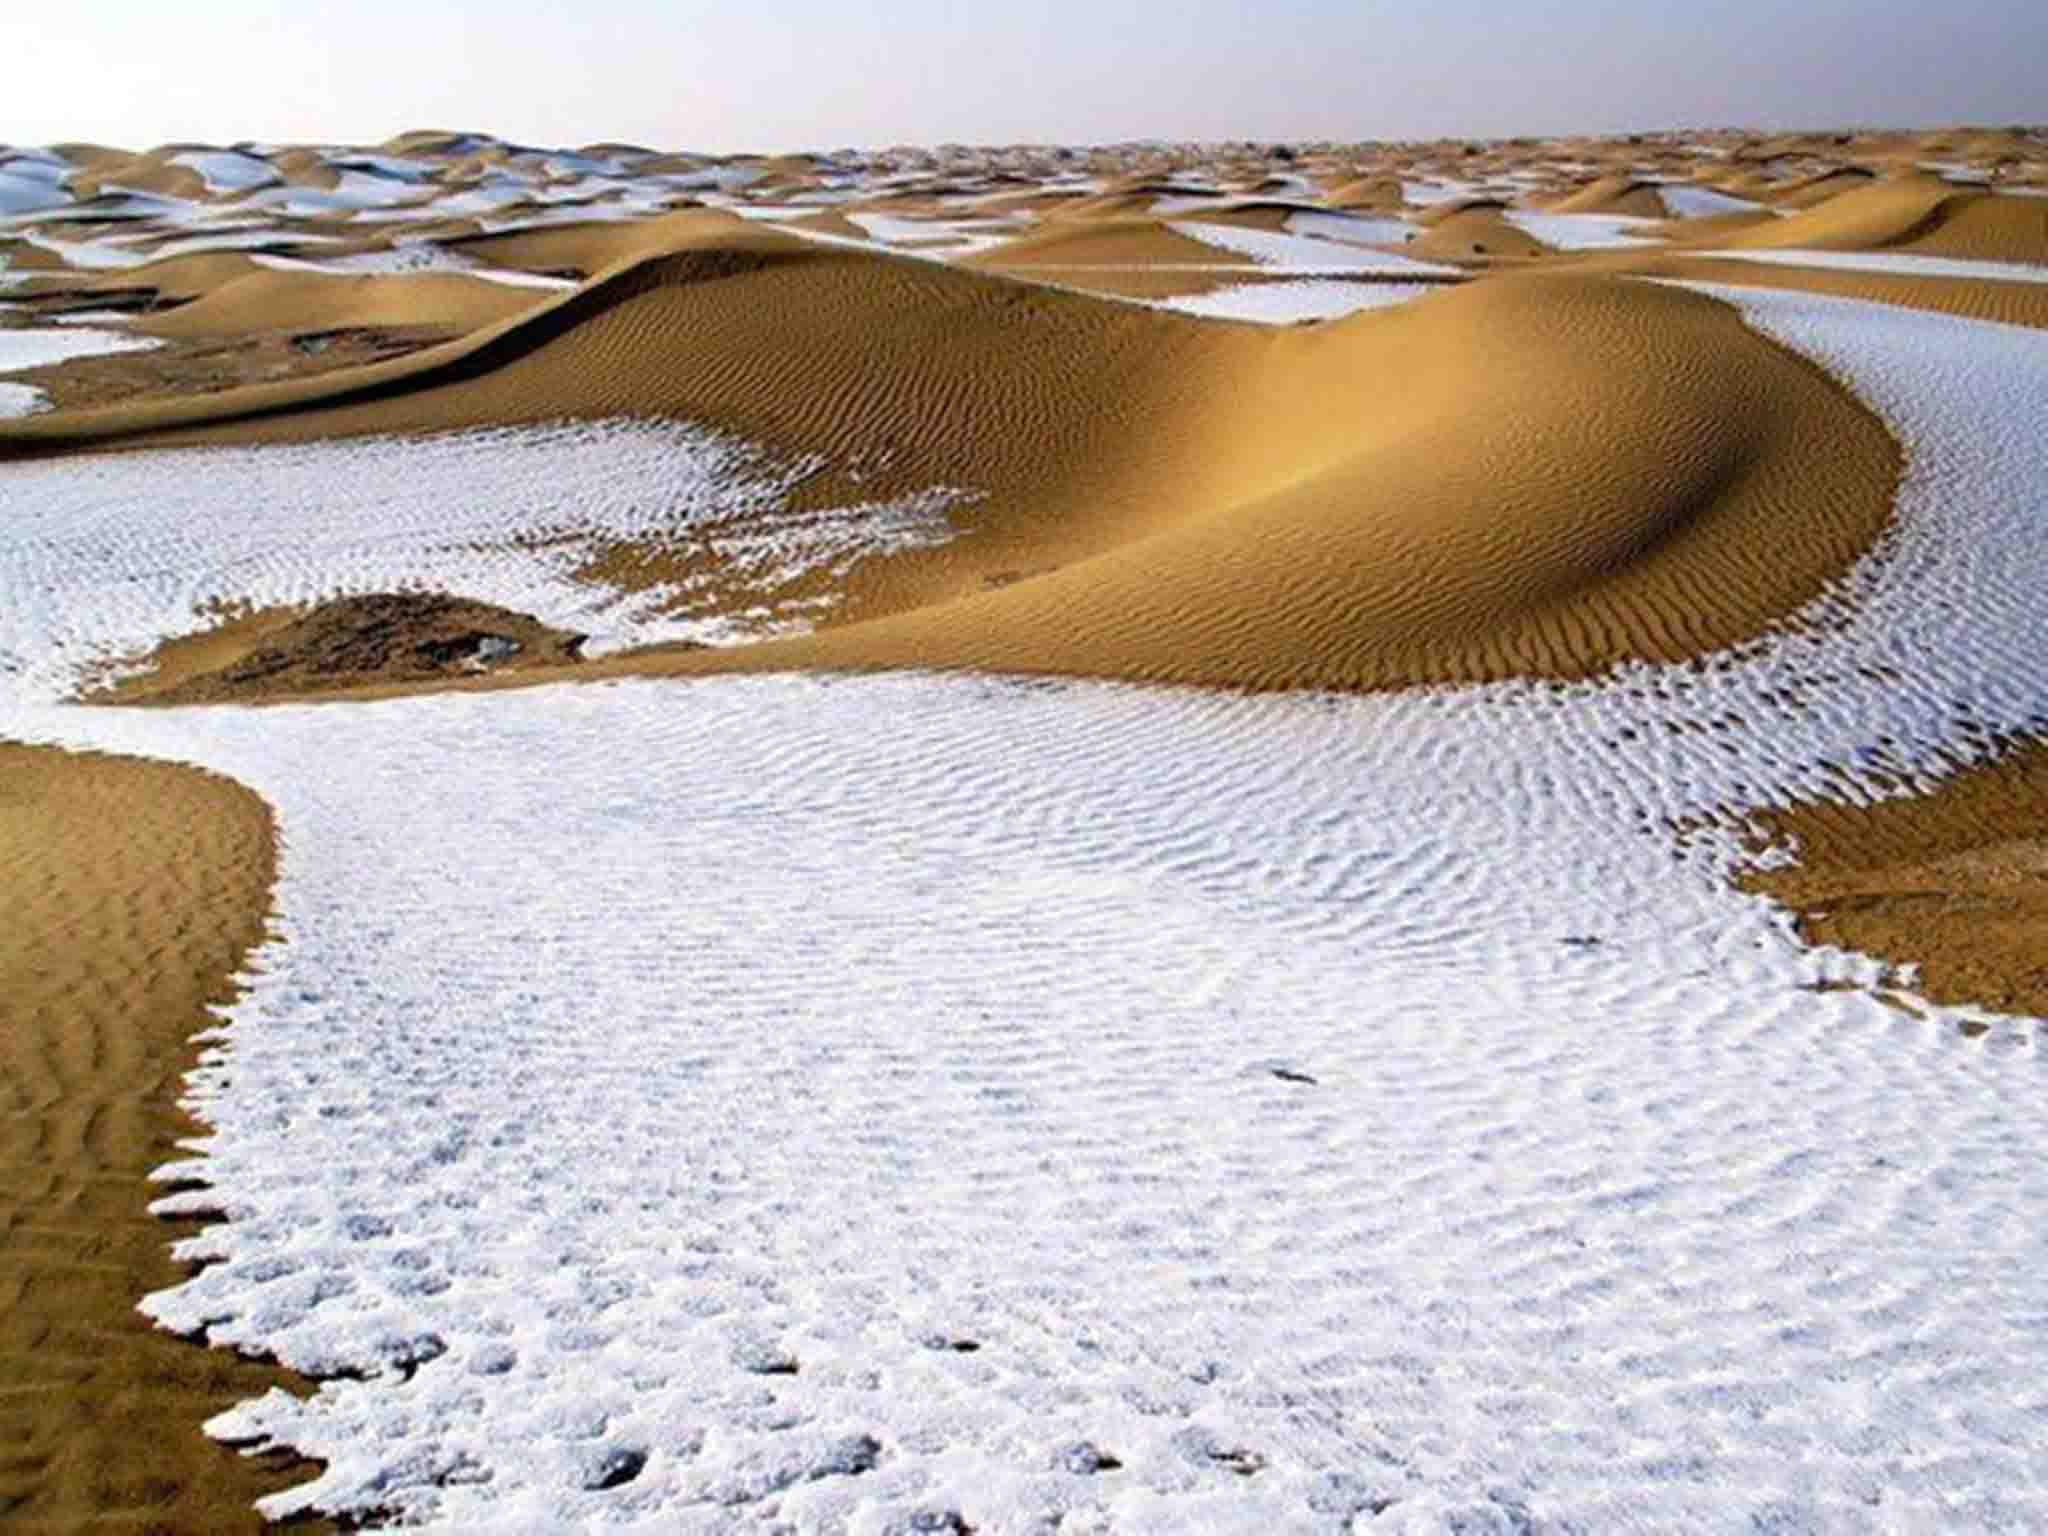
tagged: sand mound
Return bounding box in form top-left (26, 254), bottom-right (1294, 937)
top-left (1728, 173), bottom-right (2048, 262)
top-left (0, 744), bottom-right (324, 1532)
top-left (1178, 202), bottom-right (1301, 233)
top-left (116, 593), bottom-right (587, 705)
top-left (1767, 167), bottom-right (1877, 209)
top-left (1590, 247), bottom-right (2048, 332)
top-left (1322, 176), bottom-right (1407, 211)
top-left (79, 250), bottom-right (266, 305)
top-left (269, 148), bottom-right (340, 191)
top-left (1549, 176), bottom-right (1667, 218)
top-left (1402, 205), bottom-right (1549, 262)
top-left (444, 208), bottom-right (740, 280)
top-left (133, 267), bottom-right (544, 341)
top-left (21, 231), bottom-right (1895, 698)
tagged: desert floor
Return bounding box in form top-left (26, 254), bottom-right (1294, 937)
top-left (4, 124), bottom-right (2048, 1532)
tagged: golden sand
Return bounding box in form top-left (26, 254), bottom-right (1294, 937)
top-left (0, 745), bottom-right (327, 1533)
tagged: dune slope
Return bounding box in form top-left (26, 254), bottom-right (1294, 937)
top-left (5, 231), bottom-right (1897, 699)
top-left (0, 745), bottom-right (325, 1534)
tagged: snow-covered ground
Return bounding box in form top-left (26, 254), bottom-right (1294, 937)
top-left (0, 322), bottom-right (160, 377)
top-left (2, 285), bottom-right (2047, 1531)
top-left (1152, 281), bottom-right (1438, 323)
top-left (0, 381), bottom-right (47, 417)
top-left (1173, 221), bottom-right (1461, 276)
top-left (0, 420), bottom-right (971, 696)
top-left (1703, 248), bottom-right (2048, 283)
top-left (1652, 184), bottom-right (1763, 220)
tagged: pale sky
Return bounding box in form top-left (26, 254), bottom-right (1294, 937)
top-left (12, 0), bottom-right (2046, 153)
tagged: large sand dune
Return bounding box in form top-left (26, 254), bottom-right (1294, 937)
top-left (5, 229), bottom-right (1896, 695)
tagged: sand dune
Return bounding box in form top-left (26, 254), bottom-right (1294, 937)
top-left (1401, 203), bottom-right (1550, 261)
top-left (0, 745), bottom-right (324, 1535)
top-left (1548, 175), bottom-right (1669, 218)
top-left (6, 230), bottom-right (1891, 698)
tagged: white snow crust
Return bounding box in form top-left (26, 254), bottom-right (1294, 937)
top-left (0, 323), bottom-right (161, 372)
top-left (1153, 281), bottom-right (1437, 323)
top-left (1652, 184), bottom-right (1763, 219)
top-left (1703, 248), bottom-right (2048, 283)
top-left (1173, 221), bottom-right (1461, 275)
top-left (1, 286), bottom-right (2047, 1531)
top-left (1502, 213), bottom-right (1662, 250)
top-left (0, 420), bottom-right (971, 700)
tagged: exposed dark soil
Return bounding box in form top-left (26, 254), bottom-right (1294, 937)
top-left (107, 592), bottom-right (587, 705)
top-left (0, 316), bottom-right (456, 411)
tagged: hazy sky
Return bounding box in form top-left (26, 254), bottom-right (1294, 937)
top-left (13, 0), bottom-right (2046, 152)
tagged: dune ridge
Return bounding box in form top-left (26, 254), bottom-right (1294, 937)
top-left (5, 227), bottom-right (1896, 701)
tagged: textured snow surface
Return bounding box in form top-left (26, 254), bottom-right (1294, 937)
top-left (1280, 210), bottom-right (1423, 251)
top-left (0, 420), bottom-right (971, 700)
top-left (0, 163), bottom-right (73, 216)
top-left (1502, 213), bottom-right (1662, 250)
top-left (3, 287), bottom-right (2048, 1531)
top-left (250, 248), bottom-right (578, 289)
top-left (1652, 185), bottom-right (1763, 219)
top-left (1703, 248), bottom-right (2048, 283)
top-left (0, 381), bottom-right (47, 417)
top-left (1152, 281), bottom-right (1437, 323)
top-left (0, 323), bottom-right (161, 372)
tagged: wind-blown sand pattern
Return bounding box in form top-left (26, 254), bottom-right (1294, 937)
top-left (0, 745), bottom-right (327, 1535)
top-left (3, 124), bottom-right (2048, 1531)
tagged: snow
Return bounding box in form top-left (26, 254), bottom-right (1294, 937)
top-left (1172, 221), bottom-right (1462, 276)
top-left (123, 228), bottom-right (347, 260)
top-left (1281, 210), bottom-right (1419, 249)
top-left (0, 163), bottom-right (72, 217)
top-left (242, 170), bottom-right (434, 218)
top-left (17, 231), bottom-right (151, 270)
top-left (170, 150), bottom-right (282, 195)
top-left (1652, 184), bottom-right (1762, 220)
top-left (1503, 213), bottom-right (1663, 250)
top-left (1152, 280), bottom-right (1438, 323)
top-left (249, 249), bottom-right (577, 290)
top-left (1, 288), bottom-right (2047, 1530)
top-left (0, 381), bottom-right (47, 417)
top-left (1702, 248), bottom-right (2048, 284)
top-left (1398, 179), bottom-right (1483, 207)
top-left (0, 324), bottom-right (161, 373)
